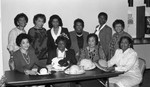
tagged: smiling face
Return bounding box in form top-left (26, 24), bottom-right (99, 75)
top-left (88, 37), bottom-right (96, 48)
top-left (20, 39), bottom-right (30, 51)
top-left (114, 23), bottom-right (124, 33)
top-left (35, 17), bottom-right (44, 28)
top-left (17, 17), bottom-right (27, 27)
top-left (120, 38), bottom-right (130, 52)
top-left (52, 18), bottom-right (59, 28)
top-left (57, 40), bottom-right (66, 51)
top-left (75, 22), bottom-right (83, 34)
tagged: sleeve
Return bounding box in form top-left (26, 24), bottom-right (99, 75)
top-left (13, 53), bottom-right (27, 73)
top-left (115, 52), bottom-right (138, 72)
top-left (98, 46), bottom-right (106, 60)
top-left (28, 28), bottom-right (36, 45)
top-left (7, 30), bottom-right (17, 52)
top-left (30, 49), bottom-right (45, 68)
top-left (107, 49), bottom-right (120, 67)
top-left (46, 50), bottom-right (54, 65)
top-left (64, 28), bottom-right (71, 49)
top-left (69, 50), bottom-right (77, 65)
top-left (105, 28), bottom-right (112, 59)
top-left (79, 49), bottom-right (86, 62)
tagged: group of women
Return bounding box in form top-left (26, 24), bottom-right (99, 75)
top-left (7, 12), bottom-right (142, 87)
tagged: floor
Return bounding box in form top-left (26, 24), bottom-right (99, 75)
top-left (140, 69), bottom-right (150, 87)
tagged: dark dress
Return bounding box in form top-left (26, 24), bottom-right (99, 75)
top-left (47, 27), bottom-right (71, 53)
top-left (28, 27), bottom-right (47, 60)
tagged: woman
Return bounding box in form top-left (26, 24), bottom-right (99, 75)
top-left (107, 36), bottom-right (142, 87)
top-left (79, 33), bottom-right (106, 87)
top-left (109, 19), bottom-right (132, 58)
top-left (47, 14), bottom-right (71, 54)
top-left (47, 35), bottom-right (77, 87)
top-left (13, 33), bottom-right (45, 75)
top-left (7, 13), bottom-right (28, 70)
top-left (28, 14), bottom-right (47, 60)
top-left (79, 33), bottom-right (106, 62)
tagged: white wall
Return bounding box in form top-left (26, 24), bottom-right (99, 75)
top-left (1, 0), bottom-right (128, 71)
top-left (127, 0), bottom-right (145, 38)
top-left (0, 0), bottom-right (4, 77)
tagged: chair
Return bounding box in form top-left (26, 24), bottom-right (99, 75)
top-left (133, 58), bottom-right (146, 87)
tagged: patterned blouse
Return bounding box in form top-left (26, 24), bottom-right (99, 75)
top-left (28, 27), bottom-right (47, 60)
top-left (109, 31), bottom-right (132, 58)
top-left (79, 45), bottom-right (106, 62)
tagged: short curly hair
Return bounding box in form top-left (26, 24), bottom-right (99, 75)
top-left (112, 19), bottom-right (125, 29)
top-left (16, 33), bottom-right (32, 47)
top-left (87, 33), bottom-right (99, 45)
top-left (98, 12), bottom-right (108, 21)
top-left (73, 18), bottom-right (84, 28)
top-left (33, 14), bottom-right (46, 24)
top-left (48, 14), bottom-right (63, 28)
top-left (118, 36), bottom-right (133, 49)
top-left (55, 36), bottom-right (68, 46)
top-left (14, 13), bottom-right (28, 27)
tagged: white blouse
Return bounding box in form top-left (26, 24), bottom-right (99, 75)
top-left (108, 48), bottom-right (142, 78)
top-left (7, 27), bottom-right (26, 52)
top-left (51, 26), bottom-right (62, 41)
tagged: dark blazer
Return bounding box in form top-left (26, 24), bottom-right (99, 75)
top-left (69, 31), bottom-right (89, 54)
top-left (47, 27), bottom-right (71, 53)
top-left (98, 25), bottom-right (112, 60)
top-left (47, 49), bottom-right (77, 65)
top-left (13, 47), bottom-right (45, 73)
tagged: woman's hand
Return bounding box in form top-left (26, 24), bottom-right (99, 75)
top-left (106, 66), bottom-right (115, 72)
top-left (25, 70), bottom-right (38, 75)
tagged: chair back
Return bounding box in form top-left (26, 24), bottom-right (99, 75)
top-left (138, 58), bottom-right (146, 74)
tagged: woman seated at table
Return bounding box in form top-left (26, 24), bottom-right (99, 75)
top-left (79, 33), bottom-right (106, 87)
top-left (46, 35), bottom-right (77, 87)
top-left (79, 33), bottom-right (106, 62)
top-left (13, 33), bottom-right (45, 75)
top-left (107, 36), bottom-right (142, 87)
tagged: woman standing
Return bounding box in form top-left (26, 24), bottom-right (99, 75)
top-left (7, 13), bottom-right (28, 70)
top-left (107, 36), bottom-right (142, 87)
top-left (28, 14), bottom-right (47, 60)
top-left (47, 15), bottom-right (71, 54)
top-left (109, 19), bottom-right (132, 58)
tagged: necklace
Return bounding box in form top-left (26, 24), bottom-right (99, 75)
top-left (21, 51), bottom-right (30, 64)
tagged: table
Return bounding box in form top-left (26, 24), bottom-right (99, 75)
top-left (5, 68), bottom-right (123, 86)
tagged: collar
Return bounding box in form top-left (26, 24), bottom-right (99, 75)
top-left (96, 23), bottom-right (106, 31)
top-left (76, 33), bottom-right (83, 37)
top-left (51, 26), bottom-right (62, 41)
top-left (57, 48), bottom-right (68, 53)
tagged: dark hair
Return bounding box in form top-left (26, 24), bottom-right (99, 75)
top-left (98, 12), bottom-right (108, 21)
top-left (118, 36), bottom-right (133, 49)
top-left (55, 36), bottom-right (68, 46)
top-left (112, 19), bottom-right (125, 29)
top-left (48, 14), bottom-right (63, 28)
top-left (87, 33), bottom-right (99, 45)
top-left (73, 18), bottom-right (84, 28)
top-left (16, 33), bottom-right (32, 47)
top-left (14, 13), bottom-right (28, 27)
top-left (33, 14), bottom-right (46, 24)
